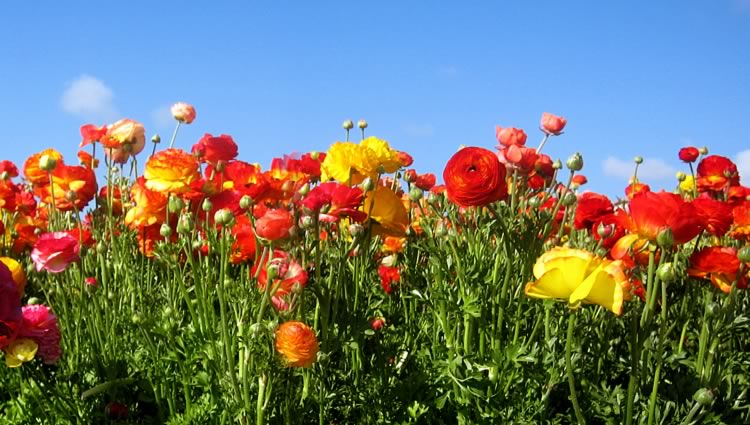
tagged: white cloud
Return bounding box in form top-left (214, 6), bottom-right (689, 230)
top-left (736, 149), bottom-right (750, 185)
top-left (602, 156), bottom-right (677, 182)
top-left (151, 105), bottom-right (174, 129)
top-left (403, 122), bottom-right (434, 138)
top-left (61, 75), bottom-right (117, 120)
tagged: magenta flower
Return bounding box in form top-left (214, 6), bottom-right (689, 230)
top-left (31, 232), bottom-right (81, 273)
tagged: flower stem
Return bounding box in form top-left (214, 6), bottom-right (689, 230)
top-left (168, 121), bottom-right (181, 149)
top-left (565, 312), bottom-right (586, 425)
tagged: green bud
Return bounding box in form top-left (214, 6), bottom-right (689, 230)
top-left (634, 156), bottom-right (643, 165)
top-left (656, 228), bottom-right (674, 248)
top-left (310, 151), bottom-right (320, 161)
top-left (527, 196), bottom-right (542, 209)
top-left (266, 265), bottom-right (279, 280)
top-left (159, 223), bottom-right (172, 238)
top-left (693, 388), bottom-right (714, 407)
top-left (738, 246), bottom-right (750, 263)
top-left (357, 119), bottom-right (368, 130)
top-left (300, 215), bottom-right (314, 229)
top-left (427, 192), bottom-right (441, 206)
top-left (201, 198), bottom-right (213, 212)
top-left (656, 262), bottom-right (675, 282)
top-left (698, 146), bottom-right (708, 155)
top-left (552, 159), bottom-right (563, 170)
top-left (168, 196), bottom-right (185, 214)
top-left (96, 241), bottom-right (107, 254)
top-left (676, 171), bottom-right (686, 182)
top-left (562, 192), bottom-right (577, 206)
top-left (409, 187), bottom-right (424, 202)
top-left (361, 178), bottom-right (374, 192)
top-left (298, 183), bottom-right (310, 196)
top-left (0, 171), bottom-right (8, 180)
top-left (597, 223), bottom-right (615, 239)
top-left (151, 134), bottom-right (161, 144)
top-left (27, 297), bottom-right (41, 305)
top-left (131, 314), bottom-right (142, 325)
top-left (239, 195), bottom-right (253, 210)
top-left (342, 119), bottom-right (354, 130)
top-left (39, 154), bottom-right (57, 172)
top-left (706, 302), bottom-right (720, 317)
top-left (566, 152), bottom-right (584, 171)
top-left (214, 209), bottom-right (235, 226)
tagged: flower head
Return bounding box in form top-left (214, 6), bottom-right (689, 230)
top-left (3, 338), bottom-right (37, 368)
top-left (255, 208), bottom-right (294, 241)
top-left (443, 147), bottom-right (507, 207)
top-left (192, 134), bottom-right (238, 163)
top-left (171, 102), bottom-right (197, 124)
top-left (540, 112), bottom-right (567, 136)
top-left (688, 247), bottom-right (747, 293)
top-left (19, 305), bottom-right (61, 364)
top-left (144, 149), bottom-right (200, 194)
top-left (275, 321), bottom-right (319, 368)
top-left (30, 232), bottom-right (81, 273)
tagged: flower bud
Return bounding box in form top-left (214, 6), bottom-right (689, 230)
top-left (348, 223), bottom-right (364, 237)
top-left (675, 171), bottom-right (686, 182)
top-left (0, 171), bottom-right (8, 180)
top-left (201, 198), bottom-right (213, 212)
top-left (357, 119), bottom-right (368, 130)
top-left (427, 192), bottom-right (441, 206)
top-left (342, 119), bottom-right (354, 130)
top-left (633, 156), bottom-right (643, 165)
top-left (131, 314), bottom-right (142, 325)
top-left (160, 223), bottom-right (172, 238)
top-left (214, 209), bottom-right (235, 227)
top-left (27, 297), bottom-right (41, 305)
top-left (698, 146), bottom-right (708, 155)
top-left (656, 262), bottom-right (675, 282)
top-left (300, 215), bottom-right (315, 229)
top-left (693, 388), bottom-right (714, 407)
top-left (177, 214), bottom-right (194, 234)
top-left (706, 302), bottom-right (720, 317)
top-left (266, 265), bottom-right (279, 281)
top-left (39, 154), bottom-right (57, 172)
top-left (435, 222), bottom-right (448, 238)
top-left (527, 196), bottom-right (542, 209)
top-left (65, 190), bottom-right (78, 202)
top-left (566, 153), bottom-right (584, 171)
top-left (656, 228), bottom-right (674, 248)
top-left (409, 187), bottom-right (424, 202)
top-left (562, 192), bottom-right (577, 206)
top-left (96, 241), bottom-right (107, 254)
top-left (310, 151), bottom-right (320, 161)
top-left (597, 223), bottom-right (615, 239)
top-left (361, 178), bottom-right (374, 192)
top-left (298, 183), bottom-right (310, 196)
top-left (168, 196), bottom-right (185, 214)
top-left (552, 159), bottom-right (563, 170)
top-left (151, 134), bottom-right (161, 144)
top-left (292, 282), bottom-right (304, 295)
top-left (239, 195), bottom-right (253, 210)
top-left (737, 246), bottom-right (750, 263)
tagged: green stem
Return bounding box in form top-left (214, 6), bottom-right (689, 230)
top-left (565, 312), bottom-right (586, 424)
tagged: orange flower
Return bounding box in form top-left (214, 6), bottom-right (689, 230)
top-left (125, 177), bottom-right (168, 228)
top-left (77, 150), bottom-right (99, 169)
top-left (696, 155), bottom-right (740, 192)
top-left (540, 112), bottom-right (567, 136)
top-left (230, 215), bottom-right (256, 264)
top-left (495, 127), bottom-right (527, 147)
top-left (730, 202), bottom-right (750, 240)
top-left (625, 181), bottom-right (650, 200)
top-left (23, 149), bottom-right (63, 186)
top-left (255, 208), bottom-right (293, 241)
top-left (443, 147), bottom-right (507, 207)
top-left (38, 165), bottom-right (98, 211)
top-left (100, 119), bottom-right (146, 151)
top-left (688, 247), bottom-right (747, 293)
top-left (275, 321), bottom-right (319, 368)
top-left (144, 149), bottom-right (200, 194)
top-left (171, 102), bottom-right (197, 124)
top-left (79, 124), bottom-right (107, 147)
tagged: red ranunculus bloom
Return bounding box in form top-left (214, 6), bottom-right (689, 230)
top-left (572, 174), bottom-right (588, 187)
top-left (678, 147), bottom-right (700, 163)
top-left (624, 182), bottom-right (651, 200)
top-left (30, 232), bottom-right (81, 273)
top-left (443, 147), bottom-right (507, 207)
top-left (540, 112), bottom-right (567, 135)
top-left (378, 265), bottom-right (400, 294)
top-left (192, 134), bottom-right (239, 164)
top-left (252, 249), bottom-right (308, 302)
top-left (301, 182), bottom-right (366, 223)
top-left (79, 124), bottom-right (107, 147)
top-left (495, 127), bottom-right (528, 147)
top-left (688, 247), bottom-right (747, 293)
top-left (574, 192), bottom-right (613, 230)
top-left (397, 151), bottom-right (414, 167)
top-left (230, 215), bottom-right (257, 264)
top-left (0, 160), bottom-right (19, 178)
top-left (693, 197), bottom-right (733, 237)
top-left (255, 208), bottom-right (294, 241)
top-left (696, 155), bottom-right (740, 192)
top-left (500, 145), bottom-right (538, 174)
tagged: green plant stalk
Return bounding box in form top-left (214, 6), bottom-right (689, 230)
top-left (646, 278), bottom-right (669, 425)
top-left (565, 312), bottom-right (586, 425)
top-left (696, 289), bottom-right (713, 379)
top-left (216, 230), bottom-right (241, 402)
top-left (256, 373), bottom-right (267, 425)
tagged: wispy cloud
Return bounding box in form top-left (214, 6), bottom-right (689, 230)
top-left (602, 156), bottom-right (677, 182)
top-left (736, 149), bottom-right (750, 185)
top-left (61, 75), bottom-right (117, 120)
top-left (403, 122), bottom-right (434, 138)
top-left (151, 105), bottom-right (174, 130)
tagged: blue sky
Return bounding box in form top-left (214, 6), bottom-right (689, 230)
top-left (1, 1), bottom-right (749, 197)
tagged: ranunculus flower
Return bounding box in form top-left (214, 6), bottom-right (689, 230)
top-left (731, 203), bottom-right (750, 241)
top-left (378, 265), bottom-right (400, 294)
top-left (23, 149), bottom-right (64, 185)
top-left (443, 147), bottom-right (507, 207)
top-left (255, 208), bottom-right (294, 241)
top-left (144, 149), bottom-right (200, 194)
top-left (301, 182), bottom-right (366, 223)
top-left (0, 257), bottom-right (26, 297)
top-left (495, 127), bottom-right (528, 147)
top-left (79, 124), bottom-right (107, 147)
top-left (0, 264), bottom-right (21, 349)
top-left (0, 160), bottom-right (19, 178)
top-left (230, 215), bottom-right (257, 264)
top-left (397, 151), bottom-right (414, 167)
top-left (30, 232), bottom-right (81, 273)
top-left (697, 155), bottom-right (740, 192)
top-left (100, 119), bottom-right (146, 152)
top-left (124, 178), bottom-right (168, 228)
top-left (19, 305), bottom-right (61, 364)
top-left (525, 247), bottom-right (630, 315)
top-left (39, 164), bottom-right (98, 211)
top-left (574, 192), bottom-right (613, 230)
top-left (253, 250), bottom-right (308, 299)
top-left (624, 182), bottom-right (651, 200)
top-left (77, 150), bottom-right (99, 169)
top-left (3, 338), bottom-right (37, 368)
top-left (275, 321), bottom-right (319, 368)
top-left (320, 138), bottom-right (401, 184)
top-left (540, 112), bottom-right (567, 135)
top-left (171, 102), bottom-right (197, 124)
top-left (572, 174), bottom-right (588, 187)
top-left (693, 197), bottom-right (733, 237)
top-left (688, 247), bottom-right (747, 293)
top-left (363, 185), bottom-right (409, 237)
top-left (192, 134), bottom-right (238, 163)
top-left (678, 147), bottom-right (700, 163)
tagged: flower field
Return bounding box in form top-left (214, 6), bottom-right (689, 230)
top-left (1, 105), bottom-right (749, 424)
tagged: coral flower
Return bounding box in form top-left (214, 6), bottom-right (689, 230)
top-left (612, 191), bottom-right (703, 259)
top-left (525, 247), bottom-right (630, 315)
top-left (23, 149), bottom-right (64, 185)
top-left (678, 147), bottom-right (700, 163)
top-left (275, 321), bottom-right (319, 368)
top-left (688, 247), bottom-right (746, 293)
top-left (624, 182), bottom-right (651, 200)
top-left (30, 232), bottom-right (81, 273)
top-left (0, 257), bottom-right (26, 297)
top-left (100, 119), bottom-right (146, 151)
top-left (40, 164), bottom-right (98, 211)
top-left (77, 150), bottom-right (99, 169)
top-left (79, 124), bottom-right (108, 147)
top-left (19, 305), bottom-right (61, 364)
top-left (4, 338), bottom-right (37, 368)
top-left (253, 250), bottom-right (308, 298)
top-left (443, 147), bottom-right (507, 207)
top-left (574, 192), bottom-right (613, 230)
top-left (301, 182), bottom-right (366, 223)
top-left (230, 215), bottom-right (257, 264)
top-left (255, 208), bottom-right (294, 241)
top-left (363, 185), bottom-right (409, 237)
top-left (144, 149), bottom-right (200, 194)
top-left (192, 134), bottom-right (238, 163)
top-left (540, 112), bottom-right (567, 136)
top-left (495, 127), bottom-right (527, 147)
top-left (731, 203), bottom-right (750, 240)
top-left (696, 155), bottom-right (740, 192)
top-left (171, 102), bottom-right (197, 124)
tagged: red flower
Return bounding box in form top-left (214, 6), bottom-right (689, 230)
top-left (500, 146), bottom-right (538, 174)
top-left (592, 213), bottom-right (625, 250)
top-left (302, 182), bottom-right (366, 223)
top-left (697, 155), bottom-right (740, 192)
top-left (230, 215), bottom-right (256, 264)
top-left (0, 263), bottom-right (21, 349)
top-left (79, 124), bottom-right (107, 147)
top-left (495, 127), bottom-right (527, 147)
top-left (693, 197), bottom-right (733, 237)
top-left (625, 182), bottom-right (651, 200)
top-left (688, 247), bottom-right (746, 293)
top-left (377, 265), bottom-right (400, 294)
top-left (572, 174), bottom-right (588, 187)
top-left (0, 161), bottom-right (19, 178)
top-left (540, 112), bottom-right (567, 135)
top-left (30, 232), bottom-right (81, 273)
top-left (192, 134), bottom-right (239, 163)
top-left (730, 202), bottom-right (750, 241)
top-left (252, 250), bottom-right (308, 298)
top-left (404, 170), bottom-right (436, 191)
top-left (370, 317), bottom-right (386, 331)
top-left (443, 147), bottom-right (507, 207)
top-left (255, 208), bottom-right (294, 241)
top-left (678, 147), bottom-right (700, 163)
top-left (574, 192), bottom-right (613, 230)
top-left (397, 151), bottom-right (414, 167)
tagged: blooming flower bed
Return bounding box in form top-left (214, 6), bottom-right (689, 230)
top-left (0, 105), bottom-right (749, 424)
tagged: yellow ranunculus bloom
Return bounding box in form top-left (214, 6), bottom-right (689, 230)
top-left (679, 175), bottom-right (695, 193)
top-left (363, 185), bottom-right (409, 238)
top-left (321, 137), bottom-right (401, 184)
top-left (321, 142), bottom-right (359, 183)
top-left (4, 338), bottom-right (38, 368)
top-left (524, 247), bottom-right (630, 315)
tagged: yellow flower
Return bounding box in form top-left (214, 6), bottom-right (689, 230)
top-left (679, 175), bottom-right (695, 193)
top-left (144, 149), bottom-right (200, 194)
top-left (363, 185), bottom-right (409, 237)
top-left (321, 142), bottom-right (358, 183)
top-left (357, 136), bottom-right (401, 176)
top-left (4, 338), bottom-right (38, 368)
top-left (321, 137), bottom-right (401, 184)
top-left (524, 247), bottom-right (629, 315)
top-left (0, 257), bottom-right (26, 296)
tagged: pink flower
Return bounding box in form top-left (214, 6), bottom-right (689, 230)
top-left (171, 102), bottom-right (197, 124)
top-left (19, 305), bottom-right (61, 364)
top-left (31, 232), bottom-right (81, 273)
top-left (540, 112), bottom-right (567, 135)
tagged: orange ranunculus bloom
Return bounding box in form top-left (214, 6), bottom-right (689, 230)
top-left (624, 181), bottom-right (650, 200)
top-left (612, 191), bottom-right (704, 259)
top-left (171, 102), bottom-right (197, 124)
top-left (125, 177), bottom-right (168, 228)
top-left (688, 247), bottom-right (747, 293)
top-left (540, 112), bottom-right (567, 136)
top-left (696, 155), bottom-right (740, 192)
top-left (730, 202), bottom-right (750, 240)
top-left (144, 149), bottom-right (200, 194)
top-left (275, 321), bottom-right (319, 368)
top-left (495, 127), bottom-right (527, 147)
top-left (230, 215), bottom-right (256, 264)
top-left (0, 180), bottom-right (19, 212)
top-left (100, 119), bottom-right (146, 151)
top-left (443, 147), bottom-right (507, 207)
top-left (37, 165), bottom-right (97, 211)
top-left (192, 134), bottom-right (238, 164)
top-left (77, 150), bottom-right (99, 169)
top-left (23, 149), bottom-right (63, 186)
top-left (255, 208), bottom-right (293, 241)
top-left (99, 185), bottom-right (123, 216)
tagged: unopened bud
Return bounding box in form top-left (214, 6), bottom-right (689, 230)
top-left (409, 187), bottom-right (424, 202)
top-left (342, 119), bottom-right (354, 130)
top-left (693, 388), bottom-right (714, 407)
top-left (597, 223), bottom-right (615, 239)
top-left (39, 155), bottom-right (57, 172)
top-left (357, 119), bottom-right (368, 130)
top-left (168, 196), bottom-right (185, 213)
top-left (528, 196), bottom-right (542, 209)
top-left (552, 159), bottom-right (563, 170)
top-left (566, 153), bottom-right (584, 171)
top-left (239, 195), bottom-right (253, 210)
top-left (656, 228), bottom-right (674, 248)
top-left (738, 246), bottom-right (750, 263)
top-left (177, 214), bottom-right (193, 234)
top-left (214, 209), bottom-right (235, 227)
top-left (65, 190), bottom-right (78, 202)
top-left (96, 241), bottom-right (107, 254)
top-left (298, 183), bottom-right (310, 196)
top-left (300, 215), bottom-right (315, 229)
top-left (131, 314), bottom-right (142, 325)
top-left (634, 156), bottom-right (643, 165)
top-left (160, 223), bottom-right (172, 238)
top-left (266, 265), bottom-right (279, 281)
top-left (201, 199), bottom-right (213, 212)
top-left (310, 151), bottom-right (320, 161)
top-left (562, 192), bottom-right (577, 206)
top-left (0, 171), bottom-right (8, 180)
top-left (675, 171), bottom-right (686, 182)
top-left (27, 297), bottom-right (41, 305)
top-left (657, 262), bottom-right (675, 282)
top-left (698, 146), bottom-right (708, 155)
top-left (151, 134), bottom-right (161, 144)
top-left (361, 178), bottom-right (374, 192)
